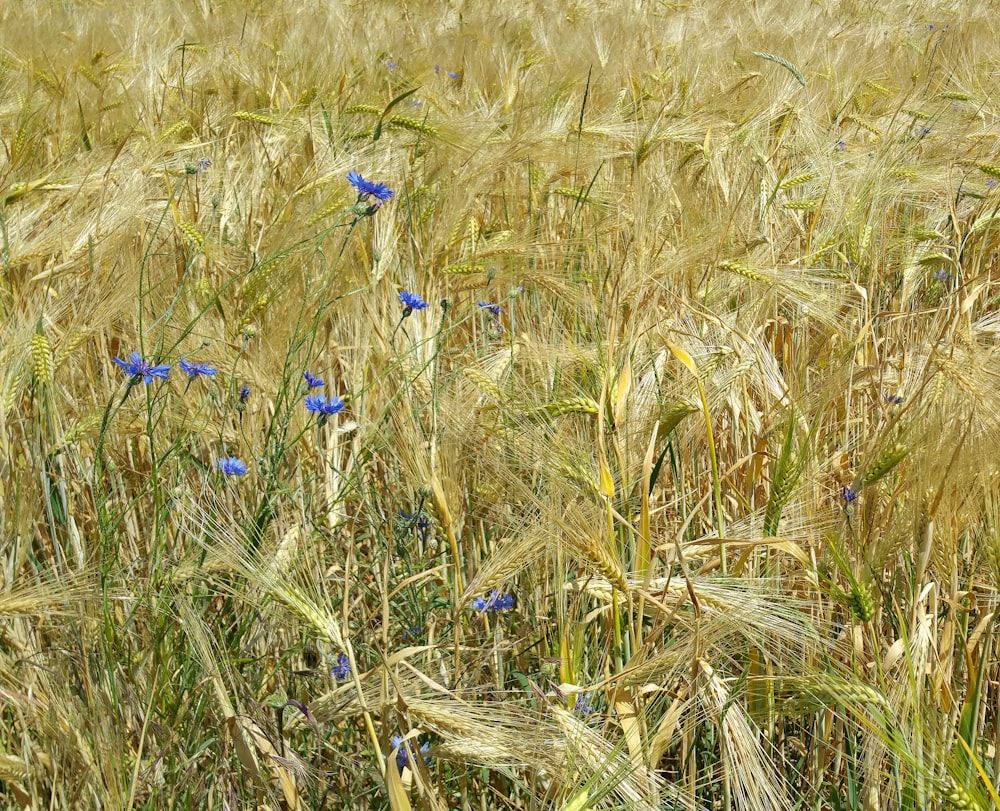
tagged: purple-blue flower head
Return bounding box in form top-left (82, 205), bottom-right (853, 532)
top-left (477, 301), bottom-right (503, 317)
top-left (399, 290), bottom-right (428, 312)
top-left (179, 358), bottom-right (218, 378)
top-left (471, 589), bottom-right (515, 613)
top-left (304, 371), bottom-right (325, 388)
top-left (400, 509), bottom-right (431, 531)
top-left (305, 394), bottom-right (345, 416)
top-left (239, 386), bottom-right (251, 403)
top-left (347, 170), bottom-right (394, 202)
top-left (216, 457), bottom-right (248, 476)
top-left (112, 352), bottom-right (172, 384)
top-left (331, 653), bottom-right (351, 681)
top-left (574, 694), bottom-right (594, 716)
top-left (390, 735), bottom-right (430, 771)
top-left (840, 486), bottom-right (858, 504)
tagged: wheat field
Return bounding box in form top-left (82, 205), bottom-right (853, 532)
top-left (1, 0), bottom-right (999, 808)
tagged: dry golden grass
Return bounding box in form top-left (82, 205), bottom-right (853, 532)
top-left (1, 0), bottom-right (999, 808)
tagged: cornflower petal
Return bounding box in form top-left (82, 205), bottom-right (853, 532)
top-left (179, 358), bottom-right (218, 378)
top-left (331, 653), bottom-right (351, 681)
top-left (477, 301), bottom-right (503, 317)
top-left (216, 457), bottom-right (248, 476)
top-left (112, 352), bottom-right (171, 384)
top-left (347, 170), bottom-right (394, 202)
top-left (304, 394), bottom-right (345, 416)
top-left (399, 290), bottom-right (428, 311)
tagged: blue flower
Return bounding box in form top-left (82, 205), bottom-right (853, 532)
top-left (304, 371), bottom-right (324, 388)
top-left (178, 358), bottom-right (217, 378)
top-left (399, 290), bottom-right (428, 311)
top-left (400, 509), bottom-right (432, 542)
top-left (477, 301), bottom-right (503, 317)
top-left (471, 589), bottom-right (515, 613)
top-left (390, 736), bottom-right (430, 771)
top-left (386, 60), bottom-right (398, 71)
top-left (840, 486), bottom-right (858, 504)
top-left (933, 268), bottom-right (951, 282)
top-left (347, 170), bottom-right (394, 202)
top-left (884, 394), bottom-right (903, 405)
top-left (574, 694), bottom-right (594, 716)
top-left (216, 457), bottom-right (248, 476)
top-left (447, 71), bottom-right (461, 79)
top-left (112, 352), bottom-right (172, 384)
top-left (305, 394), bottom-right (345, 416)
top-left (239, 386), bottom-right (251, 403)
top-left (400, 509), bottom-right (431, 530)
top-left (331, 653), bottom-right (351, 681)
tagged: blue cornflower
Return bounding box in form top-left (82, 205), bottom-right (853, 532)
top-left (347, 170), bottom-right (394, 202)
top-left (400, 509), bottom-right (432, 542)
top-left (574, 694), bottom-right (594, 716)
top-left (305, 394), bottom-right (345, 416)
top-left (447, 71), bottom-right (461, 79)
top-left (840, 486), bottom-right (858, 504)
top-left (331, 653), bottom-right (351, 681)
top-left (933, 268), bottom-right (951, 282)
top-left (399, 290), bottom-right (428, 312)
top-left (477, 301), bottom-right (503, 317)
top-left (178, 358), bottom-right (217, 378)
top-left (472, 589), bottom-right (515, 613)
top-left (390, 736), bottom-right (430, 771)
top-left (304, 371), bottom-right (325, 388)
top-left (386, 60), bottom-right (398, 71)
top-left (834, 140), bottom-right (846, 151)
top-left (400, 509), bottom-right (431, 530)
top-left (884, 394), bottom-right (903, 405)
top-left (239, 386), bottom-right (251, 403)
top-left (216, 457), bottom-right (248, 476)
top-left (112, 352), bottom-right (172, 384)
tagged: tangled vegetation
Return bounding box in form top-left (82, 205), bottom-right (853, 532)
top-left (1, 1), bottom-right (999, 808)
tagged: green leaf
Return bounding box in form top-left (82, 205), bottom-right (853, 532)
top-left (374, 86), bottom-right (421, 141)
